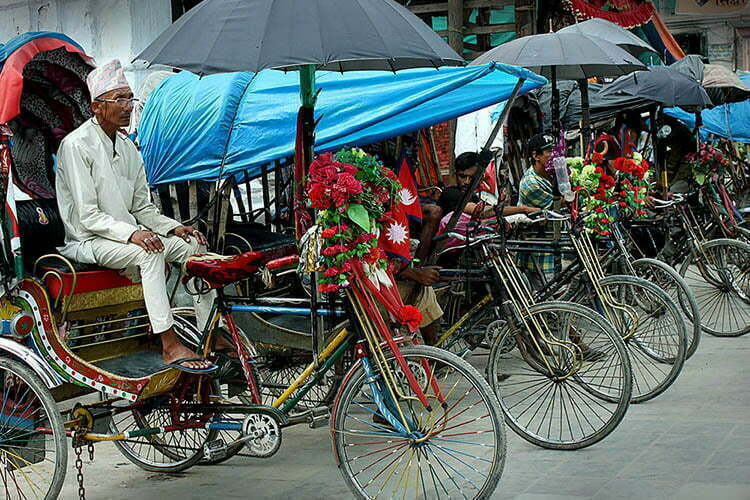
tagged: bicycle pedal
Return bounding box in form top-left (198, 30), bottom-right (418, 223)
top-left (308, 406), bottom-right (330, 429)
top-left (203, 439), bottom-right (228, 461)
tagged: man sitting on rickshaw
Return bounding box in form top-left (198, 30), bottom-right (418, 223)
top-left (55, 60), bottom-right (215, 373)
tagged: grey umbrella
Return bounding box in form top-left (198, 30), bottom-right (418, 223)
top-left (671, 55), bottom-right (750, 106)
top-left (472, 32), bottom-right (645, 81)
top-left (135, 0), bottom-right (464, 74)
top-left (472, 32), bottom-right (646, 144)
top-left (598, 66), bottom-right (712, 108)
top-left (558, 18), bottom-right (656, 57)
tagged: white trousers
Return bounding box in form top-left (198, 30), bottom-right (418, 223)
top-left (90, 235), bottom-right (213, 334)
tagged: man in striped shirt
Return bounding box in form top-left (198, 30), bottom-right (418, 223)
top-left (517, 133), bottom-right (555, 286)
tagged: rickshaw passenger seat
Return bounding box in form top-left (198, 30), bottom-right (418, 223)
top-left (17, 199), bottom-right (140, 296)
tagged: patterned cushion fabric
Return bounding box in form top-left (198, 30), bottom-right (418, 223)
top-left (183, 252), bottom-right (268, 287)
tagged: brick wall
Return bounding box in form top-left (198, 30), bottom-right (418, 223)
top-left (432, 122), bottom-right (454, 175)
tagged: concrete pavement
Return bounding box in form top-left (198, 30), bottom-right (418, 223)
top-left (60, 332), bottom-right (750, 499)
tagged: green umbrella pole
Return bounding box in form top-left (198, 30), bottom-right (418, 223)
top-left (299, 64), bottom-right (323, 360)
top-left (300, 64), bottom-right (317, 108)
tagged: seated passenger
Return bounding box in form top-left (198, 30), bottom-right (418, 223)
top-left (438, 152), bottom-right (537, 219)
top-left (434, 152), bottom-right (537, 257)
top-left (516, 133), bottom-right (556, 288)
top-left (55, 60), bottom-right (215, 373)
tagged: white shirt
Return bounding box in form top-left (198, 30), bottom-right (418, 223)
top-left (454, 104), bottom-right (504, 156)
top-left (55, 118), bottom-right (180, 264)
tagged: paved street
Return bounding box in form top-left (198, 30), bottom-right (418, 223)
top-left (61, 332), bottom-right (750, 500)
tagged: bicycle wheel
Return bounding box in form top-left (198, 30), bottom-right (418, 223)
top-left (0, 357), bottom-right (66, 500)
top-left (486, 301), bottom-right (631, 450)
top-left (253, 346), bottom-right (343, 409)
top-left (679, 238), bottom-right (750, 337)
top-left (331, 345), bottom-right (506, 499)
top-left (591, 275), bottom-right (688, 403)
top-left (108, 377), bottom-right (216, 473)
top-left (631, 258), bottom-right (701, 359)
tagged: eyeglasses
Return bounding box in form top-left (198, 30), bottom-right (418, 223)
top-left (95, 97), bottom-right (140, 107)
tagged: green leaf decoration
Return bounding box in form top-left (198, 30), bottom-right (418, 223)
top-left (346, 204), bottom-right (371, 232)
top-left (695, 173), bottom-right (706, 185)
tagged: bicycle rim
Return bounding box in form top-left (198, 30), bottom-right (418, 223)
top-left (487, 301), bottom-right (631, 450)
top-left (331, 345), bottom-right (506, 499)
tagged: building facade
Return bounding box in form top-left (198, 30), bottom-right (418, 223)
top-left (0, 0), bottom-right (174, 88)
top-left (656, 1), bottom-right (750, 71)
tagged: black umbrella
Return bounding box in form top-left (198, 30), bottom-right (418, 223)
top-left (598, 66), bottom-right (712, 108)
top-left (136, 0), bottom-right (463, 74)
top-left (472, 32), bottom-right (646, 144)
top-left (557, 18), bottom-right (656, 57)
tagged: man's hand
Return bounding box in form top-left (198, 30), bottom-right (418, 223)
top-left (402, 266), bottom-right (441, 287)
top-left (520, 205), bottom-right (540, 215)
top-left (129, 230), bottom-right (164, 253)
top-left (170, 225), bottom-right (207, 246)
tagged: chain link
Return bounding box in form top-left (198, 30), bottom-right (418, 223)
top-left (73, 429), bottom-right (86, 500)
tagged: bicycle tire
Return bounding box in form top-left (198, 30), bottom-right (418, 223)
top-left (678, 238), bottom-right (750, 337)
top-left (486, 301), bottom-right (632, 450)
top-left (331, 345), bottom-right (506, 499)
top-left (0, 357), bottom-right (67, 500)
top-left (108, 380), bottom-right (216, 473)
top-left (631, 258), bottom-right (701, 359)
top-left (589, 275), bottom-right (688, 403)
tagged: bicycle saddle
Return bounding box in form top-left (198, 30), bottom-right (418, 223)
top-left (183, 252), bottom-right (267, 287)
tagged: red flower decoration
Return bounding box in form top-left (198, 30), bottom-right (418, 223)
top-left (397, 305), bottom-right (423, 333)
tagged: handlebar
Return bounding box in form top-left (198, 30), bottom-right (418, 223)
top-left (650, 193), bottom-right (685, 209)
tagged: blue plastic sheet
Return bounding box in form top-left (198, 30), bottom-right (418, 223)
top-left (663, 74), bottom-right (750, 143)
top-left (138, 63), bottom-right (546, 185)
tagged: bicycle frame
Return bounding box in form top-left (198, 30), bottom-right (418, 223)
top-left (189, 280), bottom-right (445, 438)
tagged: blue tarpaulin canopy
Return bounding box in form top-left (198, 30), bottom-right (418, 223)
top-left (138, 63), bottom-right (546, 185)
top-left (663, 74), bottom-right (750, 143)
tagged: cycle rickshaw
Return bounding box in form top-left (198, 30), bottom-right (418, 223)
top-left (0, 32), bottom-right (529, 499)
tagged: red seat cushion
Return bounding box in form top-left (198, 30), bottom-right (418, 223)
top-left (41, 266), bottom-right (138, 299)
top-left (184, 247), bottom-right (297, 288)
top-left (184, 252), bottom-right (265, 287)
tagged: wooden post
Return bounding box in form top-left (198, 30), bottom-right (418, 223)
top-left (447, 0), bottom-right (464, 170)
top-left (514, 0), bottom-right (536, 38)
top-left (447, 0), bottom-right (464, 54)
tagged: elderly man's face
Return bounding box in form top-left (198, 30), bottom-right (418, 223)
top-left (91, 87), bottom-right (134, 129)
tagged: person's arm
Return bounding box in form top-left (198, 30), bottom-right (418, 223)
top-left (57, 141), bottom-right (139, 243)
top-left (129, 155), bottom-right (181, 236)
top-left (399, 266), bottom-right (441, 286)
top-left (503, 205), bottom-right (538, 216)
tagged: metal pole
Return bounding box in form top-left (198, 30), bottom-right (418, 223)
top-left (579, 78), bottom-right (591, 153)
top-left (427, 78), bottom-right (526, 265)
top-left (551, 66), bottom-right (559, 136)
top-left (299, 64), bottom-right (322, 361)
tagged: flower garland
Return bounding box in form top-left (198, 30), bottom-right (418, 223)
top-left (306, 148), bottom-right (400, 293)
top-left (685, 143), bottom-right (730, 186)
top-left (567, 151), bottom-right (651, 236)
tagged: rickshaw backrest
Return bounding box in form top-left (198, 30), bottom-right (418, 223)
top-left (16, 198), bottom-right (65, 263)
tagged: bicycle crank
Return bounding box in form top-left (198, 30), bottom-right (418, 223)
top-left (242, 411), bottom-right (282, 458)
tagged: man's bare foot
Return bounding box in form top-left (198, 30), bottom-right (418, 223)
top-left (160, 327), bottom-right (213, 370)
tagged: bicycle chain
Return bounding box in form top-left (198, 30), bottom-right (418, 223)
top-left (73, 429), bottom-right (86, 500)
